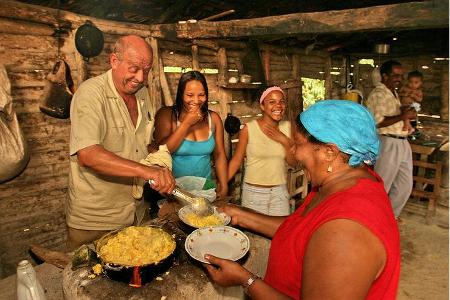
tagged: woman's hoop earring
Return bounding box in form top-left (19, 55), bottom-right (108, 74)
top-left (327, 165), bottom-right (333, 173)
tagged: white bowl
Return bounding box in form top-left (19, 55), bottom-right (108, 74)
top-left (178, 205), bottom-right (231, 228)
top-left (185, 226), bottom-right (250, 264)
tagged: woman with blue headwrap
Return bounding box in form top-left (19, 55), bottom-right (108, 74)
top-left (204, 100), bottom-right (400, 300)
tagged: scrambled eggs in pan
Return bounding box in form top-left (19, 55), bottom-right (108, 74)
top-left (99, 226), bottom-right (176, 266)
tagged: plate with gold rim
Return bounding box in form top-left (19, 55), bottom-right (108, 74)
top-left (184, 226), bottom-right (250, 264)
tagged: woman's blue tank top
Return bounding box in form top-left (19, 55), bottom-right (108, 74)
top-left (172, 112), bottom-right (215, 179)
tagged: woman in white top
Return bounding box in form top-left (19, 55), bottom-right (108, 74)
top-left (228, 86), bottom-right (296, 216)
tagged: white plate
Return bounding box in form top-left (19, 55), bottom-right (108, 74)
top-left (178, 205), bottom-right (231, 228)
top-left (185, 226), bottom-right (250, 264)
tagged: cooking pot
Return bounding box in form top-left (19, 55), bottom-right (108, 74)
top-left (75, 20), bottom-right (104, 60)
top-left (224, 114), bottom-right (241, 135)
top-left (94, 225), bottom-right (176, 287)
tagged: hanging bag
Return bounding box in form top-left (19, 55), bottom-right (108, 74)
top-left (0, 64), bottom-right (29, 182)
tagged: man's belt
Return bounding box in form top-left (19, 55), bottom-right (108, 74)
top-left (381, 134), bottom-right (407, 140)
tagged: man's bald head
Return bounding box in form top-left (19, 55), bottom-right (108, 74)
top-left (112, 35), bottom-right (152, 61)
top-left (110, 35), bottom-right (153, 96)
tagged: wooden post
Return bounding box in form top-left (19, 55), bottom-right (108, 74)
top-left (159, 57), bottom-right (173, 106)
top-left (440, 68), bottom-right (449, 121)
top-left (261, 50), bottom-right (270, 84)
top-left (191, 44), bottom-right (200, 71)
top-left (148, 37), bottom-right (163, 112)
top-left (292, 54), bottom-right (301, 80)
top-left (325, 56), bottom-right (332, 99)
top-left (217, 47), bottom-right (232, 156)
top-left (217, 47), bottom-right (228, 87)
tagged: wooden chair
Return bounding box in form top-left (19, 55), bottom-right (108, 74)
top-left (409, 143), bottom-right (443, 223)
top-left (287, 167), bottom-right (309, 211)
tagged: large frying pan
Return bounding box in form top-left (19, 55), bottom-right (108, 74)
top-left (94, 225), bottom-right (176, 287)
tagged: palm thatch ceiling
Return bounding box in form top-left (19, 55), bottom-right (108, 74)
top-left (14, 0), bottom-right (450, 56)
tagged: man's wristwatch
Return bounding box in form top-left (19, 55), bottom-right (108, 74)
top-left (242, 273), bottom-right (260, 294)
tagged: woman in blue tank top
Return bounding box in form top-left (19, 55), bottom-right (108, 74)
top-left (152, 71), bottom-right (228, 198)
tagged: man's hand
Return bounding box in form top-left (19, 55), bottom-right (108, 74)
top-left (400, 106), bottom-right (417, 120)
top-left (143, 166), bottom-right (175, 194)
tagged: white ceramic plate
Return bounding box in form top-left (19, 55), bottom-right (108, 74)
top-left (185, 226), bottom-right (250, 264)
top-left (178, 205), bottom-right (231, 228)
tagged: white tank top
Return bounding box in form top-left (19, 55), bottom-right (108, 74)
top-left (244, 120), bottom-right (291, 185)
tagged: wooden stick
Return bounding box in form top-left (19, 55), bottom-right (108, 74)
top-left (201, 9), bottom-right (235, 22)
top-left (191, 44), bottom-right (200, 71)
top-left (30, 244), bottom-right (71, 269)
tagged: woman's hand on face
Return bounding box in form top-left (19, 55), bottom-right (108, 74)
top-left (217, 204), bottom-right (242, 226)
top-left (204, 254), bottom-right (251, 287)
top-left (182, 107), bottom-right (204, 126)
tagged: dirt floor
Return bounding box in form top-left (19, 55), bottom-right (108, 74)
top-left (397, 204), bottom-right (449, 300)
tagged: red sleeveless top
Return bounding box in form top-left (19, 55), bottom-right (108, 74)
top-left (264, 170), bottom-right (400, 299)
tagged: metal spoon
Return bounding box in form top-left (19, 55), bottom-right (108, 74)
top-left (148, 180), bottom-right (214, 217)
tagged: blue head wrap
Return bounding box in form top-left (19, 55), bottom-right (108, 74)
top-left (299, 100), bottom-right (380, 166)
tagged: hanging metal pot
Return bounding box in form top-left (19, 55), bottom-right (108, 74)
top-left (75, 20), bottom-right (104, 60)
top-left (224, 114), bottom-right (241, 135)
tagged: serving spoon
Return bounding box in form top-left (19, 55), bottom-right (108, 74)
top-left (148, 180), bottom-right (214, 217)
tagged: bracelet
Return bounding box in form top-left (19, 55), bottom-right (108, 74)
top-left (242, 273), bottom-right (260, 294)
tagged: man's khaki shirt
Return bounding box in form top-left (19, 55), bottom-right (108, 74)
top-left (366, 82), bottom-right (408, 137)
top-left (67, 70), bottom-right (155, 230)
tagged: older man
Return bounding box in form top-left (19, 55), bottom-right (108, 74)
top-left (366, 60), bottom-right (416, 218)
top-left (66, 35), bottom-right (175, 250)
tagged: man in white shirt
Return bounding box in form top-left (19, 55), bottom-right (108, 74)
top-left (366, 60), bottom-right (417, 218)
top-left (67, 35), bottom-right (175, 250)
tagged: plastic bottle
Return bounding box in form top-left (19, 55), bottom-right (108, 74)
top-left (16, 260), bottom-right (47, 300)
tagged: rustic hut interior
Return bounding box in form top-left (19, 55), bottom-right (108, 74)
top-left (0, 0), bottom-right (448, 298)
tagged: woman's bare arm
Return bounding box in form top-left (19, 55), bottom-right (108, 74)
top-left (211, 112), bottom-right (229, 198)
top-left (227, 125), bottom-right (248, 180)
top-left (301, 219), bottom-right (386, 299)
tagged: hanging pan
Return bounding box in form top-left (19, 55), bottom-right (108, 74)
top-left (75, 20), bottom-right (104, 60)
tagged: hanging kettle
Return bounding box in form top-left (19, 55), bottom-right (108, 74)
top-left (75, 20), bottom-right (104, 60)
top-left (39, 59), bottom-right (74, 119)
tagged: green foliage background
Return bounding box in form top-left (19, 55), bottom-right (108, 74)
top-left (302, 77), bottom-right (325, 109)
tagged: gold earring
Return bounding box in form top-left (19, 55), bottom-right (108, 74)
top-left (327, 165), bottom-right (333, 173)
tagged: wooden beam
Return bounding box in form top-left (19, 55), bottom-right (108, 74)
top-left (151, 0), bottom-right (448, 39)
top-left (0, 0), bottom-right (150, 36)
top-left (0, 17), bottom-right (54, 36)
